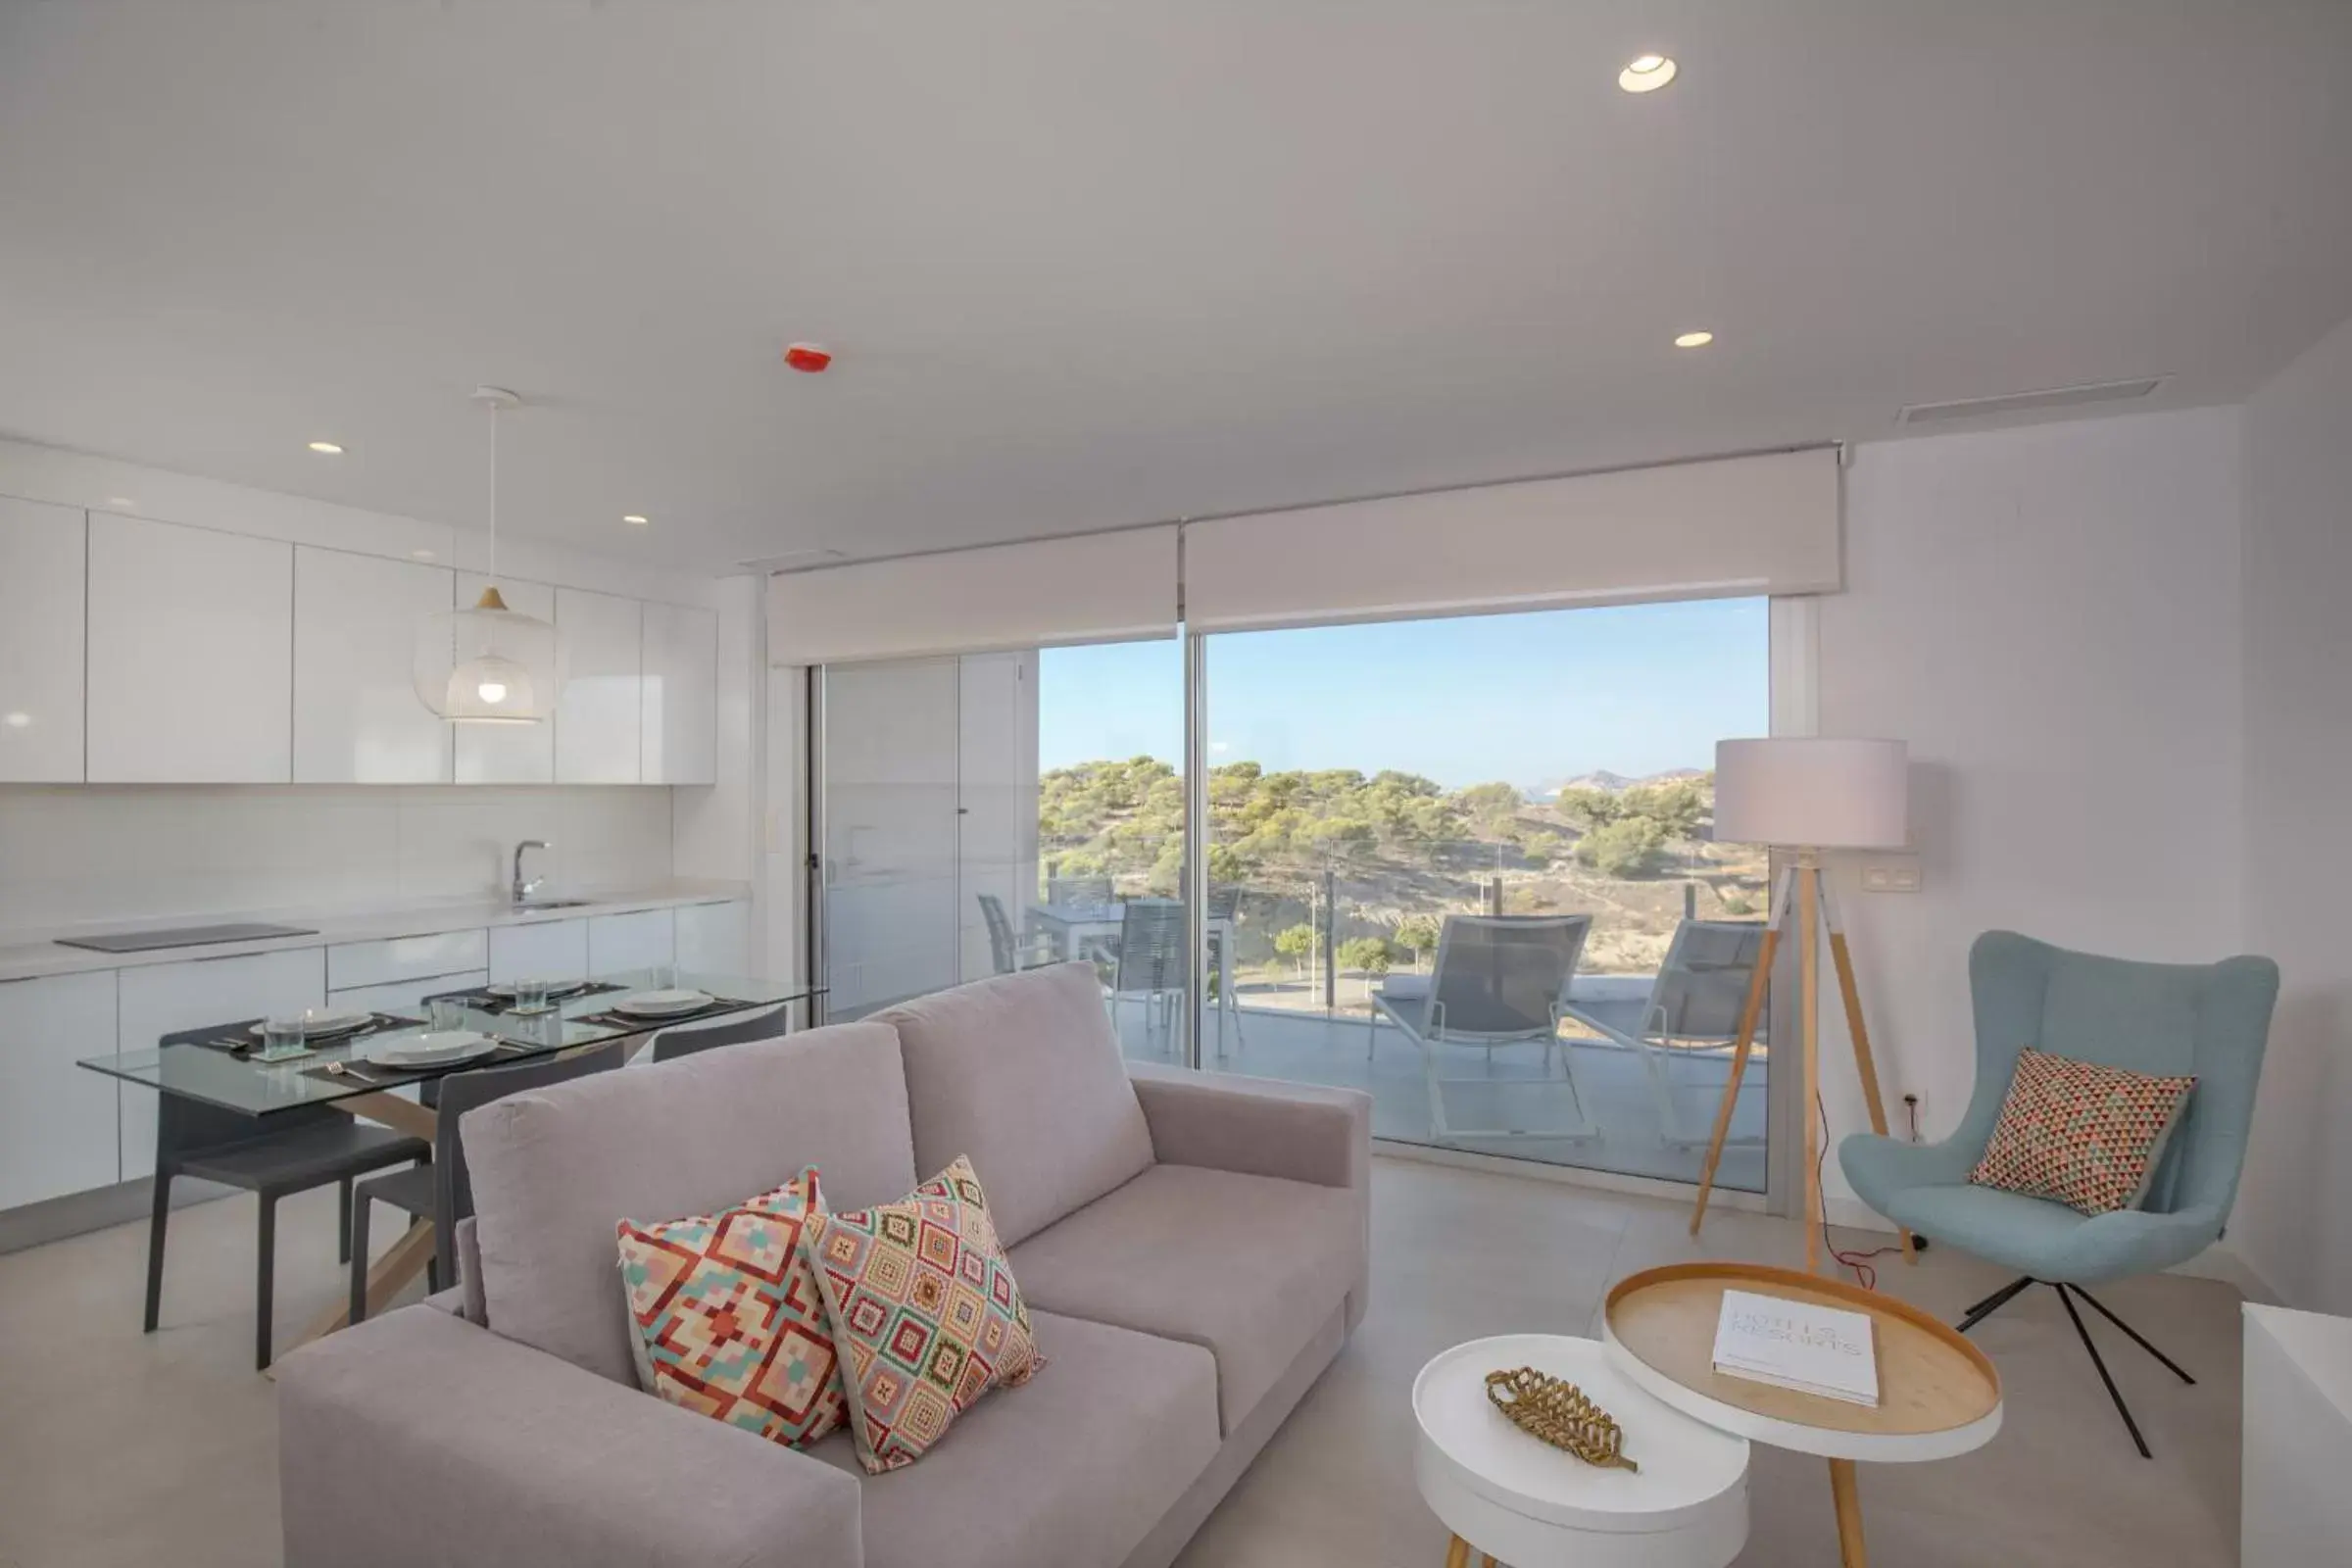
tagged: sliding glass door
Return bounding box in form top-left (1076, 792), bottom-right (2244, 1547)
top-left (814, 641), bottom-right (1187, 1056)
top-left (1195, 598), bottom-right (1774, 1188)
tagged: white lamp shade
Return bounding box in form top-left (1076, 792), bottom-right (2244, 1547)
top-left (413, 589), bottom-right (558, 723)
top-left (1713, 737), bottom-right (1909, 850)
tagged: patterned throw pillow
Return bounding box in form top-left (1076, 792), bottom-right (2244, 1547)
top-left (615, 1167), bottom-right (847, 1448)
top-left (1969, 1049), bottom-right (2197, 1216)
top-left (807, 1154), bottom-right (1041, 1473)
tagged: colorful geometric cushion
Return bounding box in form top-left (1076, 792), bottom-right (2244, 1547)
top-left (1969, 1049), bottom-right (2197, 1216)
top-left (807, 1154), bottom-right (1041, 1473)
top-left (615, 1167), bottom-right (847, 1448)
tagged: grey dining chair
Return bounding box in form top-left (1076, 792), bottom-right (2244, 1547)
top-left (649, 1002), bottom-right (795, 1063)
top-left (346, 1044), bottom-right (624, 1326)
top-left (1047, 873), bottom-right (1115, 907)
top-left (146, 1019), bottom-right (431, 1370)
top-left (1107, 898), bottom-right (1188, 1057)
top-left (1562, 918), bottom-right (1770, 1149)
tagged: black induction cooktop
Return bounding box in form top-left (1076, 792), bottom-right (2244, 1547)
top-left (56, 922), bottom-right (318, 954)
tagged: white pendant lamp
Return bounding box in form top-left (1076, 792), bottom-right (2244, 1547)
top-left (413, 387), bottom-right (558, 724)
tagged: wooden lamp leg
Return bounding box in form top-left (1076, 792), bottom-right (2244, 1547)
top-left (1443, 1535), bottom-right (1470, 1568)
top-left (1690, 869), bottom-right (1789, 1237)
top-left (1821, 881), bottom-right (1916, 1264)
top-left (1829, 1458), bottom-right (1868, 1567)
top-left (1798, 858), bottom-right (1822, 1275)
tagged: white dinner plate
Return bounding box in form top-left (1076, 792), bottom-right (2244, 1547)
top-left (368, 1030), bottom-right (499, 1068)
top-left (486, 979), bottom-right (588, 1000)
top-left (249, 1009), bottom-right (374, 1039)
top-left (611, 989), bottom-right (714, 1018)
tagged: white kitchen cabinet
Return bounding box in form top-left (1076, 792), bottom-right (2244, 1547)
top-left (555, 587), bottom-right (642, 784)
top-left (587, 908), bottom-right (674, 977)
top-left (0, 971), bottom-right (122, 1208)
top-left (117, 949), bottom-right (324, 1180)
top-left (488, 917), bottom-right (589, 984)
top-left (294, 547), bottom-right (454, 784)
top-left (325, 929), bottom-right (488, 992)
top-left (86, 514), bottom-right (293, 783)
top-left (0, 498), bottom-right (87, 783)
top-left (327, 970), bottom-right (488, 1018)
top-left (674, 900), bottom-right (752, 977)
top-left (455, 573), bottom-right (558, 785)
top-left (641, 601), bottom-right (718, 785)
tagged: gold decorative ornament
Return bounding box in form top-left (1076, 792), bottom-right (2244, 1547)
top-left (1484, 1366), bottom-right (1639, 1472)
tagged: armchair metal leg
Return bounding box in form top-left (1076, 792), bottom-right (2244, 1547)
top-left (2068, 1283), bottom-right (2196, 1386)
top-left (2056, 1282), bottom-right (2152, 1459)
top-left (1955, 1275), bottom-right (2034, 1335)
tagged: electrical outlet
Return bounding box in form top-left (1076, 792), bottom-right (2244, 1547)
top-left (1900, 1091), bottom-right (1926, 1143)
top-left (1861, 859), bottom-right (1923, 894)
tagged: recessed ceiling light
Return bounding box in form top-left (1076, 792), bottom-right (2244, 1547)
top-left (1674, 330), bottom-right (1715, 348)
top-left (307, 440), bottom-right (345, 455)
top-left (2, 711), bottom-right (30, 728)
top-left (412, 549), bottom-right (436, 561)
top-left (105, 496), bottom-right (136, 509)
top-left (1619, 53), bottom-right (1678, 92)
top-left (622, 514), bottom-right (650, 526)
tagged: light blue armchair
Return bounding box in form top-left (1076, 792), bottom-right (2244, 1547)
top-left (1839, 929), bottom-right (2278, 1458)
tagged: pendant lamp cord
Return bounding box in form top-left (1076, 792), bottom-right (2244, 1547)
top-left (486, 397), bottom-right (499, 583)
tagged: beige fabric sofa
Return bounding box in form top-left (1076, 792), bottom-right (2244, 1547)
top-left (276, 962), bottom-right (1372, 1568)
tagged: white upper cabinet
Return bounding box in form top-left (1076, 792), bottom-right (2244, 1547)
top-left (293, 547), bottom-right (455, 784)
top-left (86, 514), bottom-right (293, 783)
top-left (455, 573), bottom-right (558, 785)
top-left (555, 587), bottom-right (642, 784)
top-left (0, 498), bottom-right (86, 782)
top-left (641, 601), bottom-right (718, 785)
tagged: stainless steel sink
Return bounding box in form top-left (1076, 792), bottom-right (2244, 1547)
top-left (510, 899), bottom-right (595, 912)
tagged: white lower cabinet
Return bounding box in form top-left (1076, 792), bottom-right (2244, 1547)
top-left (327, 970), bottom-right (488, 1019)
top-left (117, 949), bottom-right (325, 1181)
top-left (587, 908), bottom-right (675, 977)
top-left (0, 971), bottom-right (122, 1208)
top-left (489, 918), bottom-right (589, 984)
top-left (673, 900), bottom-right (752, 976)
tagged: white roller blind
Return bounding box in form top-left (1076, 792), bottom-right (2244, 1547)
top-left (767, 525), bottom-right (1178, 664)
top-left (1181, 449), bottom-right (1839, 632)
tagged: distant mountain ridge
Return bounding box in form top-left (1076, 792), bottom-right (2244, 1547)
top-left (1531, 766), bottom-right (1707, 799)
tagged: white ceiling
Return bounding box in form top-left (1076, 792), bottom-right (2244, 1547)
top-left (3, 2), bottom-right (2349, 573)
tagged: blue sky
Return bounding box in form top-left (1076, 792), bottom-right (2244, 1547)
top-left (1037, 597), bottom-right (1769, 791)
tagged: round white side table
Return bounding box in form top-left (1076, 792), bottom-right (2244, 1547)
top-left (1411, 1334), bottom-right (1750, 1568)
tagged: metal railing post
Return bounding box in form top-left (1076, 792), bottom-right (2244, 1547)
top-left (1320, 868), bottom-right (1337, 1013)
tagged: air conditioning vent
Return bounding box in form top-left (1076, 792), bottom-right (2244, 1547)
top-left (1898, 376), bottom-right (2164, 425)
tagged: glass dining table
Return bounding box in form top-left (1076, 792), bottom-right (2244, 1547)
top-left (79, 969), bottom-right (821, 1348)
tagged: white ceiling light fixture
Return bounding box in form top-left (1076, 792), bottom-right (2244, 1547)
top-left (1674, 329), bottom-right (1715, 348)
top-left (411, 386), bottom-right (557, 725)
top-left (1619, 53), bottom-right (1678, 93)
top-left (306, 439), bottom-right (345, 455)
top-left (622, 514), bottom-right (649, 525)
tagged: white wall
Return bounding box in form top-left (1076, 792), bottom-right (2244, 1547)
top-left (0, 784), bottom-right (673, 940)
top-left (1810, 408), bottom-right (2247, 1214)
top-left (2232, 316), bottom-right (2352, 1315)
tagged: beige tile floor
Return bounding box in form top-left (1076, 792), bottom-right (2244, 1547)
top-left (0, 1158), bottom-right (2242, 1568)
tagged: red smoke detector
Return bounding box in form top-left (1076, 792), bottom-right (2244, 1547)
top-left (783, 342), bottom-right (833, 373)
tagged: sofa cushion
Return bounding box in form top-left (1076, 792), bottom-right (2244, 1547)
top-left (464, 1020), bottom-right (917, 1385)
top-left (808, 1309), bottom-right (1220, 1568)
top-left (615, 1167), bottom-right (847, 1449)
top-left (880, 962), bottom-right (1154, 1249)
top-left (1008, 1162), bottom-right (1365, 1433)
top-left (808, 1156), bottom-right (1043, 1473)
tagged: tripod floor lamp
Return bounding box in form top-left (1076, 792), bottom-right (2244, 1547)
top-left (1689, 736), bottom-right (1914, 1274)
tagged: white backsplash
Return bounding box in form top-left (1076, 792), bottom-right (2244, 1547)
top-left (0, 785), bottom-right (673, 940)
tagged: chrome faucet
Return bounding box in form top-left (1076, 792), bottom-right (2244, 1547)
top-left (512, 840), bottom-right (552, 905)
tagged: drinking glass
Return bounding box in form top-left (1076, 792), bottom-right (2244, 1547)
top-left (650, 963), bottom-right (679, 991)
top-left (427, 998), bottom-right (466, 1032)
top-left (257, 1016), bottom-right (308, 1062)
top-left (512, 977), bottom-right (551, 1014)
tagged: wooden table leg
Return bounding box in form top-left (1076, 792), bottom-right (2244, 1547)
top-left (1829, 1457), bottom-right (1867, 1567)
top-left (1443, 1535), bottom-right (1470, 1568)
top-left (286, 1218), bottom-right (436, 1353)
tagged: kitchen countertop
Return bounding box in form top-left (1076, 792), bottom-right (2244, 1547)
top-left (0, 879), bottom-right (752, 984)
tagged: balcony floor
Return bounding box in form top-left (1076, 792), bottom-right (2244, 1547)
top-left (1108, 993), bottom-right (1768, 1192)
